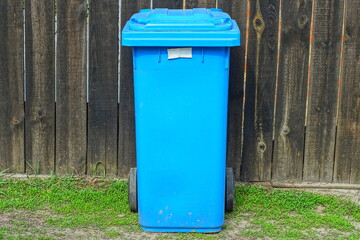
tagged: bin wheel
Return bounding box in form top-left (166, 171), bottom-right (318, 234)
top-left (128, 168), bottom-right (138, 212)
top-left (225, 168), bottom-right (235, 213)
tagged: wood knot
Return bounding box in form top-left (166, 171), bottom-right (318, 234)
top-left (38, 109), bottom-right (44, 118)
top-left (12, 117), bottom-right (20, 125)
top-left (253, 14), bottom-right (265, 35)
top-left (281, 126), bottom-right (290, 136)
top-left (282, 25), bottom-right (292, 35)
top-left (253, 0), bottom-right (265, 37)
top-left (344, 32), bottom-right (350, 41)
top-left (297, 15), bottom-right (309, 29)
top-left (258, 142), bottom-right (266, 152)
top-left (34, 106), bottom-right (45, 120)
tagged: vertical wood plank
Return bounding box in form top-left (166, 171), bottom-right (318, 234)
top-left (25, 0), bottom-right (55, 174)
top-left (241, 0), bottom-right (279, 181)
top-left (0, 0), bottom-right (24, 173)
top-left (88, 0), bottom-right (119, 176)
top-left (186, 0), bottom-right (215, 9)
top-left (334, 0), bottom-right (360, 184)
top-left (118, 0), bottom-right (151, 177)
top-left (218, 0), bottom-right (247, 180)
top-left (56, 0), bottom-right (87, 175)
top-left (303, 0), bottom-right (344, 182)
top-left (153, 0), bottom-right (183, 8)
top-left (272, 0), bottom-right (312, 181)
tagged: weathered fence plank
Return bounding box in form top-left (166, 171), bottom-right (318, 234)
top-left (0, 0), bottom-right (359, 183)
top-left (88, 0), bottom-right (119, 176)
top-left (218, 0), bottom-right (248, 180)
top-left (303, 0), bottom-right (344, 182)
top-left (153, 0), bottom-right (182, 8)
top-left (241, 0), bottom-right (279, 181)
top-left (272, 0), bottom-right (312, 181)
top-left (56, 0), bottom-right (87, 175)
top-left (0, 0), bottom-right (24, 173)
top-left (334, 0), bottom-right (360, 184)
top-left (25, 1), bottom-right (55, 174)
top-left (118, 0), bottom-right (151, 177)
top-left (186, 0), bottom-right (215, 9)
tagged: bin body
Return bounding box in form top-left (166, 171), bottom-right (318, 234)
top-left (122, 8), bottom-right (240, 232)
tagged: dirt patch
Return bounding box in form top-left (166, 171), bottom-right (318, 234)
top-left (314, 205), bottom-right (325, 215)
top-left (289, 211), bottom-right (298, 215)
top-left (0, 210), bottom-right (358, 240)
top-left (301, 189), bottom-right (360, 204)
top-left (0, 211), bottom-right (108, 240)
top-left (222, 218), bottom-right (254, 239)
top-left (353, 221), bottom-right (360, 230)
top-left (0, 210), bottom-right (257, 240)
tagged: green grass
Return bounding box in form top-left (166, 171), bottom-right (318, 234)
top-left (226, 185), bottom-right (360, 239)
top-left (0, 176), bottom-right (359, 239)
top-left (0, 177), bottom-right (138, 228)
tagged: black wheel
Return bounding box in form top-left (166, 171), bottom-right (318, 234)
top-left (225, 168), bottom-right (235, 212)
top-left (128, 168), bottom-right (138, 212)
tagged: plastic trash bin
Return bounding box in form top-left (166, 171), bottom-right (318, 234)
top-left (122, 8), bottom-right (240, 233)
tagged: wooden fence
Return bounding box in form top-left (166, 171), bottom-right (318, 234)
top-left (0, 0), bottom-right (359, 184)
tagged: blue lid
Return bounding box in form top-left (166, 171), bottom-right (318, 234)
top-left (122, 8), bottom-right (240, 47)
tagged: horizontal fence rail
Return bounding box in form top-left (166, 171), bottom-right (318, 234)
top-left (0, 0), bottom-right (359, 184)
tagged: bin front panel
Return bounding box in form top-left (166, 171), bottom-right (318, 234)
top-left (134, 47), bottom-right (229, 230)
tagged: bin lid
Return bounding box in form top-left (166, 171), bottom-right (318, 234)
top-left (122, 8), bottom-right (240, 47)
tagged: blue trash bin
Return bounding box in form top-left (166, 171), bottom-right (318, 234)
top-left (122, 8), bottom-right (240, 233)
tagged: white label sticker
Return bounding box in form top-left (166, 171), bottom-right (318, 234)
top-left (167, 48), bottom-right (192, 60)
